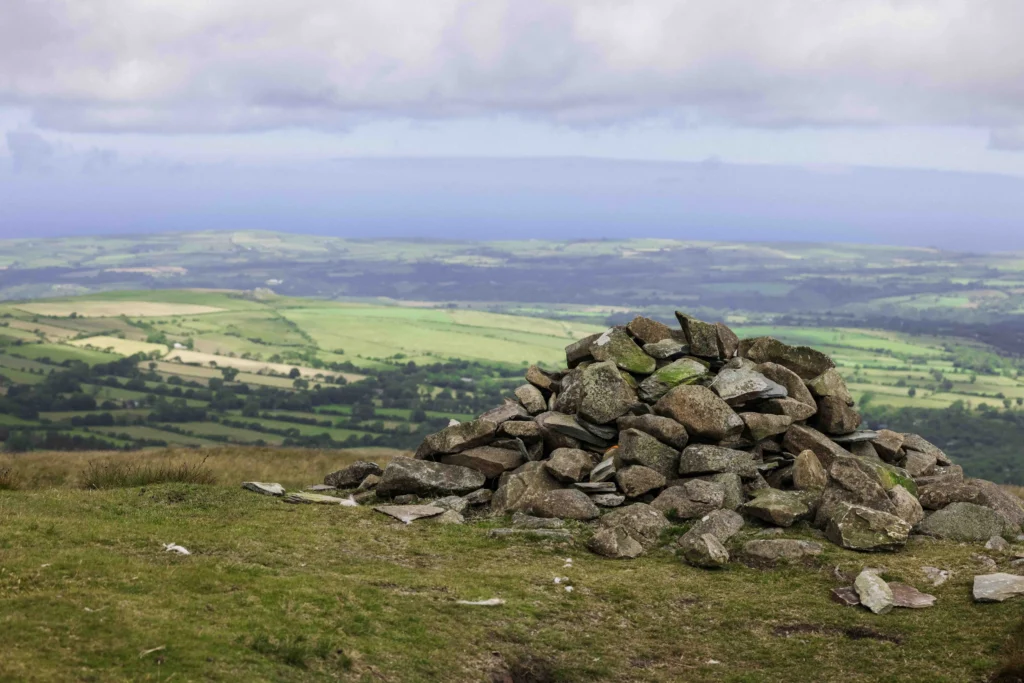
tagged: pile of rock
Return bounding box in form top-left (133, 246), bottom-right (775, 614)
top-left (332, 313), bottom-right (1024, 567)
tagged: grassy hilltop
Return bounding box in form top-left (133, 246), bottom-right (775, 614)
top-left (1, 449), bottom-right (1023, 682)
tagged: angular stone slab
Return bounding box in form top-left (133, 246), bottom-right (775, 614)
top-left (825, 504), bottom-right (911, 552)
top-left (242, 481), bottom-right (285, 496)
top-left (654, 385), bottom-right (744, 442)
top-left (374, 504), bottom-right (445, 523)
top-left (637, 357), bottom-right (709, 403)
top-left (284, 492), bottom-right (358, 506)
top-left (741, 336), bottom-right (836, 380)
top-left (441, 446), bottom-right (524, 479)
top-left (415, 419), bottom-right (498, 460)
top-left (377, 458), bottom-right (487, 498)
top-left (888, 582), bottom-right (936, 609)
top-left (973, 573), bottom-right (1024, 602)
top-left (590, 327), bottom-right (657, 375)
top-left (710, 367), bottom-right (787, 406)
top-left (855, 570), bottom-right (893, 614)
top-left (324, 461), bottom-right (383, 488)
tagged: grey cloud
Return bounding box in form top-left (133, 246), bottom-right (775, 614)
top-left (2, 1), bottom-right (1024, 134)
top-left (5, 131), bottom-right (53, 172)
top-left (990, 127), bottom-right (1024, 151)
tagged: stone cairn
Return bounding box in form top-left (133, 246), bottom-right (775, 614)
top-left (319, 313), bottom-right (1024, 576)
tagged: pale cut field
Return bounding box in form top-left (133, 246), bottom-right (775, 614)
top-left (15, 301), bottom-right (226, 317)
top-left (161, 350), bottom-right (366, 383)
top-left (69, 335), bottom-right (168, 356)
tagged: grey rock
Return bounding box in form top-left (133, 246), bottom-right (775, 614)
top-left (872, 429), bottom-right (905, 462)
top-left (917, 480), bottom-right (981, 510)
top-left (491, 461), bottom-right (562, 514)
top-left (616, 428), bottom-right (680, 479)
top-left (478, 400), bottom-right (531, 425)
top-left (888, 582), bottom-right (936, 609)
top-left (392, 494), bottom-right (419, 505)
top-left (761, 397), bottom-right (818, 421)
top-left (616, 414), bottom-right (689, 450)
top-left (499, 420), bottom-right (542, 442)
top-left (904, 449), bottom-right (938, 478)
top-left (588, 526), bottom-right (645, 558)
top-left (742, 539), bottom-right (823, 563)
top-left (651, 481), bottom-right (725, 520)
top-left (514, 384), bottom-right (548, 415)
top-left (324, 461), bottom-right (384, 488)
top-left (921, 566), bottom-right (951, 587)
top-left (463, 488), bottom-right (493, 506)
top-left (825, 504), bottom-right (911, 551)
top-left (577, 360), bottom-right (640, 424)
top-left (637, 357), bottom-right (709, 402)
top-left (814, 396), bottom-right (862, 435)
top-left (592, 493), bottom-right (626, 507)
top-left (831, 431), bottom-right (881, 445)
top-left (806, 368), bottom-right (854, 405)
top-left (589, 457), bottom-right (617, 483)
top-left (783, 424), bottom-right (853, 469)
top-left (971, 479), bottom-right (1024, 529)
top-left (590, 327), bottom-right (657, 375)
top-left (525, 365), bottom-right (560, 392)
top-left (615, 465), bottom-right (667, 498)
top-left (627, 315), bottom-right (677, 345)
top-left (242, 481), bottom-right (285, 496)
top-left (377, 458), bottom-right (487, 499)
top-left (536, 411), bottom-right (608, 446)
top-left (710, 367), bottom-right (788, 406)
top-left (545, 448), bottom-right (596, 483)
top-left (654, 385), bottom-right (744, 442)
top-left (528, 488), bottom-right (600, 521)
top-left (676, 312), bottom-right (722, 359)
top-left (512, 511), bottom-right (565, 529)
top-left (597, 503), bottom-right (670, 549)
top-left (552, 367), bottom-right (584, 414)
top-left (441, 446), bottom-right (524, 479)
top-left (430, 495), bottom-right (469, 514)
top-left (756, 362), bottom-right (817, 409)
top-left (902, 433), bottom-right (952, 466)
top-left (683, 534), bottom-right (730, 568)
top-left (829, 457), bottom-right (896, 514)
top-left (679, 509), bottom-right (745, 548)
top-left (973, 573), bottom-right (1024, 602)
top-left (917, 502), bottom-right (1011, 541)
top-left (643, 338), bottom-right (689, 360)
top-left (793, 450), bottom-right (829, 491)
top-left (415, 419), bottom-right (498, 459)
top-left (740, 412), bottom-right (792, 442)
top-left (435, 510), bottom-right (465, 525)
top-left (986, 535), bottom-right (1011, 552)
top-left (306, 484), bottom-right (338, 492)
top-left (741, 489), bottom-right (811, 527)
top-left (565, 333), bottom-right (602, 368)
top-left (698, 472), bottom-right (745, 510)
top-left (715, 322), bottom-right (741, 359)
top-left (741, 336), bottom-right (836, 379)
top-left (574, 481), bottom-right (617, 494)
top-left (888, 485), bottom-right (925, 527)
top-left (678, 444), bottom-right (758, 478)
top-left (282, 491), bottom-right (356, 505)
top-left (374, 505), bottom-right (445, 522)
top-left (855, 570), bottom-right (894, 614)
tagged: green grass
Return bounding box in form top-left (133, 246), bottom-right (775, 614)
top-left (0, 483), bottom-right (1021, 681)
top-left (79, 457), bottom-right (218, 489)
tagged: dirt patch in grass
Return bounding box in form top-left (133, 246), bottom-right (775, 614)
top-left (773, 623), bottom-right (904, 645)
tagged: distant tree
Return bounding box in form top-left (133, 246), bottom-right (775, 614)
top-left (288, 367), bottom-right (301, 379)
top-left (221, 367), bottom-right (240, 382)
top-left (907, 387), bottom-right (917, 398)
top-left (292, 378), bottom-right (309, 390)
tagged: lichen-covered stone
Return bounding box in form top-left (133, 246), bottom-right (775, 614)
top-left (917, 502), bottom-right (1012, 541)
top-left (678, 444), bottom-right (758, 477)
top-left (654, 385), bottom-right (744, 442)
top-left (761, 397), bottom-right (817, 421)
top-left (740, 489), bottom-right (811, 527)
top-left (587, 526), bottom-right (644, 559)
top-left (872, 429), bottom-right (905, 462)
top-left (441, 446), bottom-right (524, 479)
top-left (626, 315), bottom-right (676, 344)
top-left (651, 480), bottom-right (725, 520)
top-left (616, 414), bottom-right (689, 450)
top-left (825, 504), bottom-right (911, 551)
top-left (323, 461), bottom-right (383, 489)
top-left (415, 419), bottom-right (498, 460)
top-left (710, 367), bottom-right (788, 406)
top-left (637, 357), bottom-right (709, 402)
top-left (682, 533), bottom-right (730, 568)
top-left (742, 539), bottom-right (823, 563)
top-left (814, 395), bottom-right (862, 435)
top-left (855, 570), bottom-right (893, 614)
top-left (888, 485), bottom-right (925, 527)
top-left (514, 384), bottom-right (547, 414)
top-left (643, 338), bottom-right (689, 360)
top-left (598, 503), bottom-right (671, 548)
top-left (590, 327), bottom-right (657, 375)
top-left (525, 365), bottom-right (560, 392)
top-left (527, 488), bottom-right (600, 521)
top-left (676, 312), bottom-right (721, 359)
top-left (782, 423), bottom-right (853, 469)
top-left (377, 458), bottom-right (487, 498)
top-left (616, 428), bottom-right (680, 479)
top-left (577, 361), bottom-right (639, 425)
top-left (740, 336), bottom-right (836, 379)
top-left (491, 461), bottom-right (562, 514)
top-left (544, 448), bottom-right (596, 483)
top-left (793, 450), bottom-right (828, 491)
top-left (740, 412), bottom-right (792, 442)
top-left (806, 368), bottom-right (854, 404)
top-left (615, 465), bottom-right (667, 498)
top-left (565, 332), bottom-right (601, 368)
top-left (756, 362), bottom-right (816, 408)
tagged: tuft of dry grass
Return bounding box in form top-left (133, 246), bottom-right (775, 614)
top-left (0, 467), bottom-right (19, 491)
top-left (1005, 486), bottom-right (1024, 502)
top-left (79, 456), bottom-right (218, 489)
top-left (0, 446), bottom-right (405, 490)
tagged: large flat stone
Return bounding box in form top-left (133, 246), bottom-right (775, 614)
top-left (377, 458), bottom-right (487, 498)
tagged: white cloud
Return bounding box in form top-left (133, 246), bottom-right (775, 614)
top-left (2, 0), bottom-right (1024, 134)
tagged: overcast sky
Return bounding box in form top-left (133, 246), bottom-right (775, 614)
top-left (2, 0), bottom-right (1024, 245)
